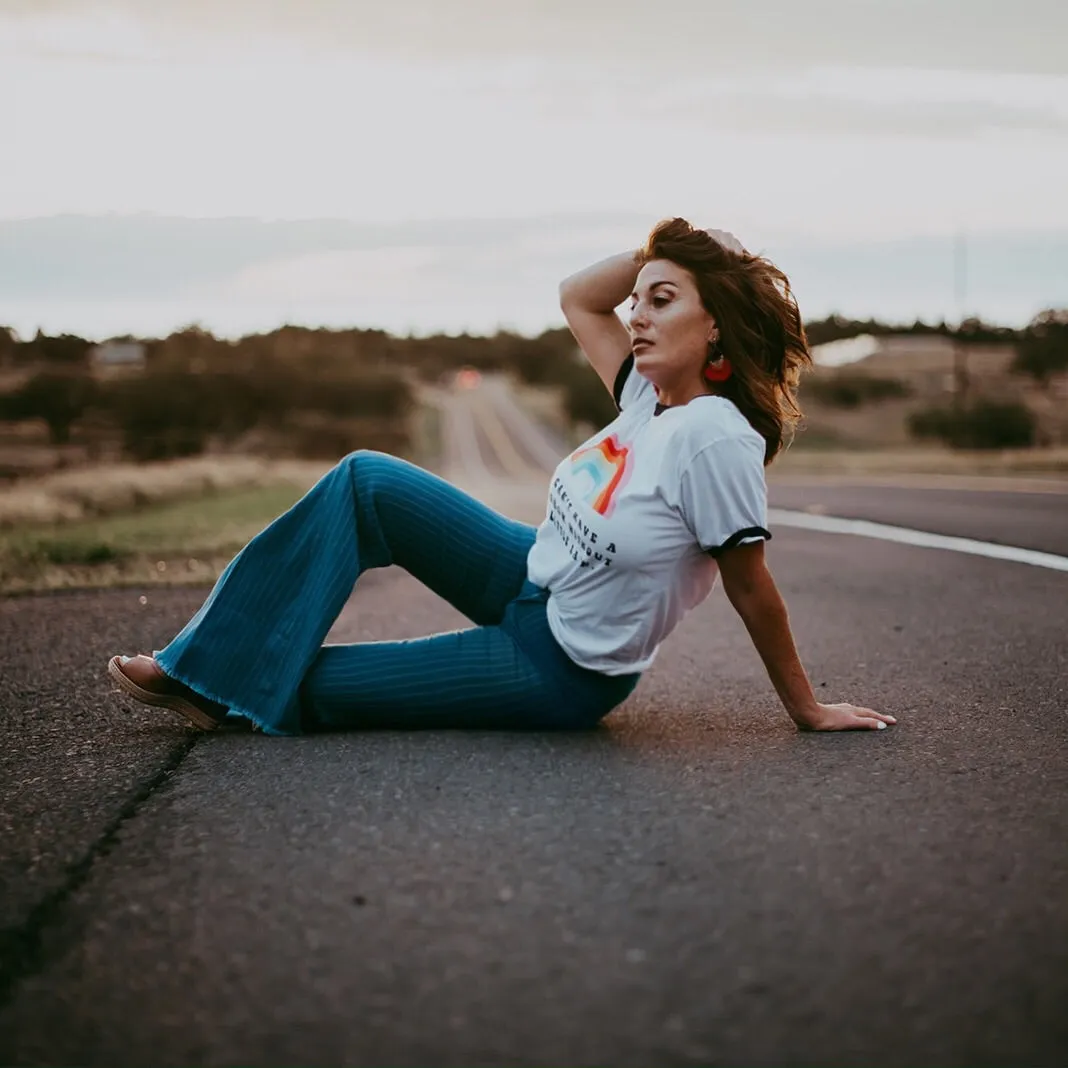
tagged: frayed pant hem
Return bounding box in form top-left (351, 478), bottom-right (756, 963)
top-left (153, 651), bottom-right (300, 737)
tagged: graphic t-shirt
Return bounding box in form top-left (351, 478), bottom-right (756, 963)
top-left (526, 355), bottom-right (771, 675)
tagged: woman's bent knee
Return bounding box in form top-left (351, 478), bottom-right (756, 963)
top-left (342, 448), bottom-right (378, 471)
top-left (340, 449), bottom-right (397, 485)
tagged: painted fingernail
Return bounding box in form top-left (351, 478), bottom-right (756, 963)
top-left (876, 721), bottom-right (887, 730)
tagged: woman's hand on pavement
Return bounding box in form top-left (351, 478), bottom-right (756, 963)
top-left (796, 702), bottom-right (897, 732)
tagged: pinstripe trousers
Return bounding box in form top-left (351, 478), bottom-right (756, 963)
top-left (155, 451), bottom-right (640, 735)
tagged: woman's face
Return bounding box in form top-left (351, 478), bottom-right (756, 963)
top-left (627, 259), bottom-right (716, 390)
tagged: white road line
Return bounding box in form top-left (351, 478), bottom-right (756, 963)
top-left (769, 508), bottom-right (1068, 573)
top-left (486, 378), bottom-right (567, 473)
top-left (446, 394), bottom-right (493, 481)
top-left (769, 473), bottom-right (1068, 495)
top-left (471, 390), bottom-right (533, 480)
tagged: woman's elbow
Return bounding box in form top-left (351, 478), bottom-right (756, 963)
top-left (558, 276), bottom-right (580, 310)
top-left (721, 562), bottom-right (779, 617)
top-left (724, 581), bottom-right (761, 620)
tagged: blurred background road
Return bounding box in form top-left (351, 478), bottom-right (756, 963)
top-left (441, 372), bottom-right (1068, 556)
top-left (2, 372), bottom-right (1065, 1067)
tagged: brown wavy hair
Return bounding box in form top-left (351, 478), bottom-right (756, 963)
top-left (637, 217), bottom-right (812, 464)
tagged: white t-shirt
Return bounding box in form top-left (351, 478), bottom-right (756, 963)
top-left (526, 355), bottom-right (771, 675)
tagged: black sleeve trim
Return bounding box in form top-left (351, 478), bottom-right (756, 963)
top-left (612, 353), bottom-right (635, 411)
top-left (704, 527), bottom-right (772, 558)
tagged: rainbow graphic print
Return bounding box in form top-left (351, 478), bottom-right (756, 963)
top-left (569, 434), bottom-right (632, 517)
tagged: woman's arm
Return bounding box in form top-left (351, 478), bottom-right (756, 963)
top-left (717, 542), bottom-right (897, 732)
top-left (559, 250), bottom-right (640, 394)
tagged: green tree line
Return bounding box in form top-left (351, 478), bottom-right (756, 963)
top-left (1, 309), bottom-right (1065, 459)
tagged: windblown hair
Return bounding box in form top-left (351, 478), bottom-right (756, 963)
top-left (637, 217), bottom-right (812, 464)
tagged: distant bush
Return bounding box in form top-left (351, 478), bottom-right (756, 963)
top-left (95, 366), bottom-right (414, 461)
top-left (802, 373), bottom-right (912, 409)
top-left (278, 414), bottom-right (411, 460)
top-left (803, 314), bottom-right (1019, 348)
top-left (101, 371), bottom-right (219, 461)
top-left (22, 332), bottom-right (93, 366)
top-left (557, 361), bottom-right (618, 428)
top-left (0, 370), bottom-right (99, 444)
top-left (507, 328), bottom-right (578, 386)
top-left (40, 540), bottom-right (118, 565)
top-left (1011, 309), bottom-right (1068, 385)
top-left (0, 326), bottom-right (16, 363)
top-left (908, 400), bottom-right (1036, 449)
top-left (256, 369), bottom-right (412, 422)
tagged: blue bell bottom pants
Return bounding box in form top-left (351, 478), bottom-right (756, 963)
top-left (154, 451), bottom-right (640, 735)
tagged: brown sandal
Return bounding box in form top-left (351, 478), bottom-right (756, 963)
top-left (107, 655), bottom-right (228, 731)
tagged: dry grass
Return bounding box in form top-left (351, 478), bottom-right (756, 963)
top-left (800, 338), bottom-right (1068, 450)
top-left (1, 552), bottom-right (243, 596)
top-left (0, 482), bottom-right (310, 595)
top-left (0, 455), bottom-right (331, 528)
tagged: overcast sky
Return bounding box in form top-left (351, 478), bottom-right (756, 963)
top-left (2, 1), bottom-right (1066, 336)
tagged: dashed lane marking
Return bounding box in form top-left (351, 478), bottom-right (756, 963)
top-left (470, 390), bottom-right (538, 480)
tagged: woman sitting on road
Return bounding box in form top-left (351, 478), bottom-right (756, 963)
top-left (109, 218), bottom-right (895, 735)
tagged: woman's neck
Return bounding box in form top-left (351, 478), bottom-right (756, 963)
top-left (655, 378), bottom-right (716, 409)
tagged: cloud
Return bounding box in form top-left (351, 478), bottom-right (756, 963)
top-left (3, 214), bottom-right (1068, 340)
top-left (0, 212), bottom-right (649, 300)
top-left (2, 0), bottom-right (1067, 76)
top-left (0, 211), bottom-right (652, 336)
top-left (2, 6), bottom-right (1066, 240)
top-left (538, 68), bottom-right (1068, 140)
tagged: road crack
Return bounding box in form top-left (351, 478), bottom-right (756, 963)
top-left (0, 735), bottom-right (198, 1010)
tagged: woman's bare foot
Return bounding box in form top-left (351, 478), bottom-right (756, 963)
top-left (107, 654), bottom-right (229, 731)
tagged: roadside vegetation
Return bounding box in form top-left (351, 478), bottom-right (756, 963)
top-left (0, 484), bottom-right (306, 594)
top-left (0, 455), bottom-right (328, 526)
top-left (0, 309), bottom-right (1065, 591)
top-left (0, 457), bottom-right (329, 593)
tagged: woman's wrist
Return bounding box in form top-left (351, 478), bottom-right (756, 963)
top-left (733, 593), bottom-right (820, 727)
top-left (786, 699), bottom-right (822, 728)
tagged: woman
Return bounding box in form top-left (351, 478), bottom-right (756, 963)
top-left (109, 218), bottom-right (895, 735)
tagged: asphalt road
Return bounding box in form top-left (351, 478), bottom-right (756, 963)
top-left (1, 376), bottom-right (1066, 1066)
top-left (767, 479), bottom-right (1068, 557)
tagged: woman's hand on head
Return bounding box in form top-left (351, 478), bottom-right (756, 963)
top-left (795, 702), bottom-right (897, 732)
top-left (703, 228), bottom-right (747, 256)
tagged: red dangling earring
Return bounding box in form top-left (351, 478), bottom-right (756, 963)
top-left (704, 339), bottom-right (732, 383)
